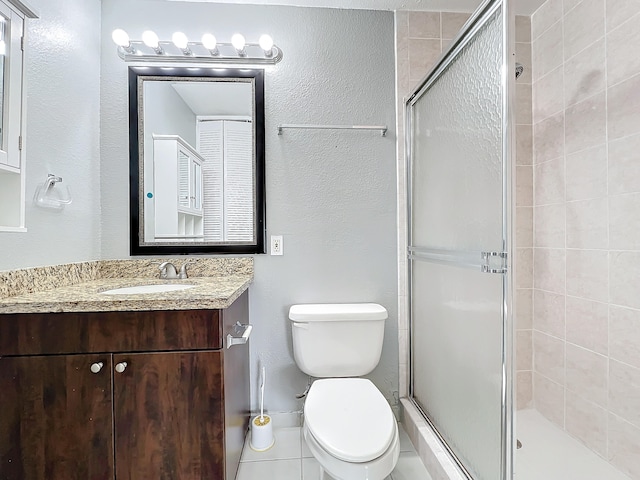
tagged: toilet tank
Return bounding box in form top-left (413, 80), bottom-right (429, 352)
top-left (288, 303), bottom-right (388, 377)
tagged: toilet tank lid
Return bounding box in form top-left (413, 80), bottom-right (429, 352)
top-left (289, 303), bottom-right (387, 322)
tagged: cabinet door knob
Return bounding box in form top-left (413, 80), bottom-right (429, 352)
top-left (90, 362), bottom-right (104, 374)
top-left (115, 362), bottom-right (128, 373)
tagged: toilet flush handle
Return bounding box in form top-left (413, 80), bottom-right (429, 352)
top-left (227, 322), bottom-right (253, 348)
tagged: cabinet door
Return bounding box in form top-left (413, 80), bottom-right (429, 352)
top-left (113, 351), bottom-right (225, 480)
top-left (0, 354), bottom-right (113, 480)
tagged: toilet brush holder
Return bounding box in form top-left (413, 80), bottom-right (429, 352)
top-left (250, 415), bottom-right (275, 451)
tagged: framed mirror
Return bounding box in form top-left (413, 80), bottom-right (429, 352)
top-left (128, 66), bottom-right (265, 255)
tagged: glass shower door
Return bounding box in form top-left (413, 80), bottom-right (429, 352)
top-left (406, 1), bottom-right (514, 479)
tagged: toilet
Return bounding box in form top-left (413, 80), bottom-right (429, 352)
top-left (289, 303), bottom-right (400, 480)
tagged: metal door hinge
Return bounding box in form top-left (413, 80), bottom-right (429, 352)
top-left (21, 36), bottom-right (24, 51)
top-left (18, 135), bottom-right (22, 150)
top-left (481, 251), bottom-right (507, 274)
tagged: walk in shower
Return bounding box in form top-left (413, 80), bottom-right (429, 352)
top-left (405, 0), bottom-right (515, 478)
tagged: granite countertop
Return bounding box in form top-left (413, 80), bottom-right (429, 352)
top-left (0, 258), bottom-right (253, 314)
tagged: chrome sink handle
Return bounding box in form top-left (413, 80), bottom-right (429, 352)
top-left (158, 261), bottom-right (179, 279)
top-left (178, 260), bottom-right (196, 279)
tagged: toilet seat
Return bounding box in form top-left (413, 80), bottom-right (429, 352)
top-left (304, 378), bottom-right (396, 463)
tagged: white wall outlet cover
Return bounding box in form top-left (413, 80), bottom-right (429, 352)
top-left (271, 235), bottom-right (283, 255)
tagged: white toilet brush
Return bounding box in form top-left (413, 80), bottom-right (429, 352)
top-left (250, 366), bottom-right (274, 451)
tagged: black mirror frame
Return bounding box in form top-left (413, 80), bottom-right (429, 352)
top-left (128, 66), bottom-right (266, 255)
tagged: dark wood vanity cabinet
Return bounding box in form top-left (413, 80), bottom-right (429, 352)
top-left (0, 291), bottom-right (250, 480)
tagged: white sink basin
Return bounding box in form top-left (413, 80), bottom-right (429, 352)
top-left (101, 284), bottom-right (196, 295)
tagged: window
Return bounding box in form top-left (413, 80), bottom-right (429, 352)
top-left (0, 0), bottom-right (37, 231)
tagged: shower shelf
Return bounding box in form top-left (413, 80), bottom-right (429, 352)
top-left (277, 124), bottom-right (388, 136)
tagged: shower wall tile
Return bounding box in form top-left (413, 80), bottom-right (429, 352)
top-left (517, 330), bottom-right (533, 371)
top-left (564, 91), bottom-right (607, 155)
top-left (515, 42), bottom-right (532, 84)
top-left (533, 112), bottom-right (564, 164)
top-left (532, 20), bottom-right (563, 81)
top-left (535, 203), bottom-right (565, 248)
top-left (534, 248), bottom-right (566, 294)
top-left (606, 12), bottom-right (640, 87)
top-left (516, 166), bottom-right (534, 206)
top-left (532, 0), bottom-right (640, 471)
top-left (565, 144), bottom-right (607, 201)
top-left (609, 251), bottom-right (640, 310)
top-left (534, 289), bottom-right (566, 338)
top-left (565, 390), bottom-right (608, 456)
top-left (608, 133), bottom-right (640, 195)
top-left (565, 343), bottom-right (608, 407)
top-left (408, 38), bottom-right (442, 82)
top-left (565, 249), bottom-right (609, 302)
top-left (531, 0), bottom-right (562, 40)
top-left (535, 157), bottom-right (565, 205)
top-left (408, 11), bottom-right (441, 39)
top-left (517, 371), bottom-right (533, 409)
top-left (516, 83), bottom-right (533, 124)
top-left (441, 12), bottom-right (470, 40)
top-left (534, 372), bottom-right (565, 427)
top-left (516, 15), bottom-right (532, 43)
top-left (534, 331), bottom-right (566, 384)
top-left (565, 197), bottom-right (608, 249)
top-left (533, 66), bottom-right (564, 123)
top-left (565, 296), bottom-right (608, 355)
top-left (608, 413), bottom-right (640, 479)
top-left (517, 288), bottom-right (534, 329)
top-left (563, 38), bottom-right (605, 107)
top-left (609, 360), bottom-right (640, 428)
top-left (517, 125), bottom-right (533, 165)
top-left (563, 0), bottom-right (605, 61)
top-left (517, 248), bottom-right (534, 289)
top-left (606, 0), bottom-right (640, 32)
top-left (609, 305), bottom-right (640, 369)
top-left (516, 206), bottom-right (533, 248)
top-left (607, 73), bottom-right (640, 140)
top-left (609, 193), bottom-right (640, 251)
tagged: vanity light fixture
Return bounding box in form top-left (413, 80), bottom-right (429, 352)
top-left (111, 29), bottom-right (283, 64)
top-left (142, 30), bottom-right (163, 55)
top-left (112, 28), bottom-right (135, 54)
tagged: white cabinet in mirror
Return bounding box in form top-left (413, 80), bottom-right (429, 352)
top-left (0, 0), bottom-right (37, 232)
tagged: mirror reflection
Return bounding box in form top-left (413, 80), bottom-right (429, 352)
top-left (129, 67), bottom-right (265, 255)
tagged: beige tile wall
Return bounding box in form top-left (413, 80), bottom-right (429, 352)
top-left (531, 0), bottom-right (640, 476)
top-left (395, 11), bottom-right (535, 409)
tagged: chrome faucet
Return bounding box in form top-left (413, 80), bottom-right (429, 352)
top-left (158, 260), bottom-right (194, 279)
top-left (158, 261), bottom-right (179, 279)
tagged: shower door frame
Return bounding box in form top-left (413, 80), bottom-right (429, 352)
top-left (404, 0), bottom-right (516, 478)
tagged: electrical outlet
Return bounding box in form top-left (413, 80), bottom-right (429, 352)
top-left (271, 235), bottom-right (283, 255)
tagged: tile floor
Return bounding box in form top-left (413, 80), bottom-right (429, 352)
top-left (516, 409), bottom-right (632, 480)
top-left (236, 422), bottom-right (433, 480)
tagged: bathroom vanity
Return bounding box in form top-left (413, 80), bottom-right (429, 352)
top-left (0, 259), bottom-right (252, 480)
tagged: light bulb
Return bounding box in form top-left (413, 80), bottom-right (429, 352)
top-left (259, 34), bottom-right (273, 52)
top-left (111, 29), bottom-right (130, 48)
top-left (172, 32), bottom-right (189, 50)
top-left (231, 33), bottom-right (246, 53)
top-left (142, 30), bottom-right (159, 49)
top-left (201, 33), bottom-right (217, 51)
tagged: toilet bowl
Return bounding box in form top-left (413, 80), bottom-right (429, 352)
top-left (288, 303), bottom-right (399, 480)
top-left (303, 378), bottom-right (400, 480)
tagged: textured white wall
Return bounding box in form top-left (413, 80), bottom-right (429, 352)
top-left (0, 0), bottom-right (101, 270)
top-left (100, 1), bottom-right (398, 413)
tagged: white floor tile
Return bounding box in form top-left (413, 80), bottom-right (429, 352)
top-left (236, 459), bottom-right (301, 480)
top-left (391, 451), bottom-right (434, 480)
top-left (241, 426), bottom-right (302, 462)
top-left (516, 409), bottom-right (632, 480)
top-left (302, 457), bottom-right (322, 480)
